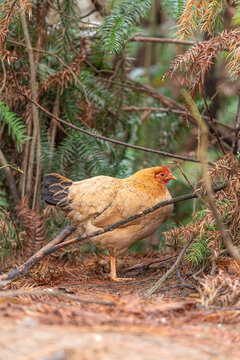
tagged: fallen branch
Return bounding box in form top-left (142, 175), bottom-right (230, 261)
top-left (0, 185), bottom-right (226, 285)
top-left (0, 225), bottom-right (75, 285)
top-left (143, 237), bottom-right (195, 298)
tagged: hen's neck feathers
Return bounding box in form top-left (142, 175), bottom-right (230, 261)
top-left (124, 167), bottom-right (168, 196)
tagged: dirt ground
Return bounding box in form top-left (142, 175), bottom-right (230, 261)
top-left (0, 252), bottom-right (239, 360)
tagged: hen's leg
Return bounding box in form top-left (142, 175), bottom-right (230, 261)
top-left (109, 255), bottom-right (133, 282)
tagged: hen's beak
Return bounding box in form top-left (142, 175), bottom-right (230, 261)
top-left (169, 174), bottom-right (177, 181)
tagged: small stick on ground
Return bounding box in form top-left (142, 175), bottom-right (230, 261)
top-left (143, 237), bottom-right (194, 298)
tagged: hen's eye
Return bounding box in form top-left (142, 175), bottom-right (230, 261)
top-left (160, 173), bottom-right (165, 176)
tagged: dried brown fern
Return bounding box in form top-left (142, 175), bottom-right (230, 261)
top-left (198, 270), bottom-right (240, 307)
top-left (0, 0), bottom-right (32, 57)
top-left (177, 0), bottom-right (225, 39)
top-left (40, 53), bottom-right (87, 94)
top-left (0, 69), bottom-right (29, 106)
top-left (164, 30), bottom-right (240, 94)
top-left (15, 196), bottom-right (45, 256)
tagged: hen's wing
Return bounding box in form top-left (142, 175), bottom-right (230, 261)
top-left (91, 180), bottom-right (164, 228)
top-left (67, 176), bottom-right (124, 225)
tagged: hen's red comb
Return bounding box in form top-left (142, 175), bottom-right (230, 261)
top-left (161, 165), bottom-right (171, 173)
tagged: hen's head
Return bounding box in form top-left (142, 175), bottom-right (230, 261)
top-left (154, 166), bottom-right (177, 185)
top-left (133, 166), bottom-right (177, 186)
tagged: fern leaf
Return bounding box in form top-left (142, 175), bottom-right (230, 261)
top-left (186, 237), bottom-right (212, 265)
top-left (160, 0), bottom-right (185, 19)
top-left (0, 102), bottom-right (27, 151)
top-left (99, 0), bottom-right (151, 54)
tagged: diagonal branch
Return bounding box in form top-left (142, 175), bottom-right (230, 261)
top-left (0, 184), bottom-right (226, 285)
top-left (0, 225), bottom-right (76, 284)
top-left (130, 36), bottom-right (197, 46)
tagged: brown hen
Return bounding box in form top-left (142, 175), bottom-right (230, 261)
top-left (43, 166), bottom-right (176, 281)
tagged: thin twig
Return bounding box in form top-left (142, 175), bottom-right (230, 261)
top-left (0, 58), bottom-right (7, 92)
top-left (130, 36), bottom-right (197, 46)
top-left (143, 237), bottom-right (195, 298)
top-left (200, 81), bottom-right (226, 155)
top-left (0, 184), bottom-right (226, 285)
top-left (177, 163), bottom-right (206, 206)
top-left (122, 105), bottom-right (233, 131)
top-left (183, 90), bottom-right (240, 263)
top-left (10, 67), bottom-right (200, 163)
top-left (232, 94), bottom-right (240, 155)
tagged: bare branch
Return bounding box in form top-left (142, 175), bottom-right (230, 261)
top-left (0, 225), bottom-right (76, 284)
top-left (130, 36), bottom-right (197, 46)
top-left (200, 81), bottom-right (226, 155)
top-left (0, 184), bottom-right (226, 285)
top-left (232, 94), bottom-right (240, 155)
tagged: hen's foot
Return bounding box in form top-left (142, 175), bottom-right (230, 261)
top-left (109, 256), bottom-right (135, 282)
top-left (110, 276), bottom-right (135, 282)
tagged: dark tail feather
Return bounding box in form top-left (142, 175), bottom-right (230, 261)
top-left (43, 173), bottom-right (73, 209)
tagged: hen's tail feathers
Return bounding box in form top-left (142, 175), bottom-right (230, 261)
top-left (43, 174), bottom-right (73, 209)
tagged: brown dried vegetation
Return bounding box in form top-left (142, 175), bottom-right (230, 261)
top-left (164, 30), bottom-right (240, 94)
top-left (165, 153), bottom-right (240, 251)
top-left (15, 197), bottom-right (45, 256)
top-left (177, 0), bottom-right (225, 39)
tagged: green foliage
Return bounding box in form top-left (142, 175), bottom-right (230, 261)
top-left (0, 189), bottom-right (8, 208)
top-left (186, 236), bottom-right (212, 266)
top-left (159, 0), bottom-right (185, 20)
top-left (0, 102), bottom-right (27, 151)
top-left (99, 0), bottom-right (152, 54)
top-left (233, 1), bottom-right (240, 26)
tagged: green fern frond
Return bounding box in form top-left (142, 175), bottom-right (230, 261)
top-left (79, 72), bottom-right (114, 108)
top-left (0, 189), bottom-right (8, 208)
top-left (160, 0), bottom-right (185, 19)
top-left (233, 1), bottom-right (240, 26)
top-left (186, 237), bottom-right (212, 266)
top-left (0, 102), bottom-right (27, 151)
top-left (99, 0), bottom-right (151, 54)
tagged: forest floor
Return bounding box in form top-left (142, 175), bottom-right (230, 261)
top-left (0, 252), bottom-right (239, 360)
